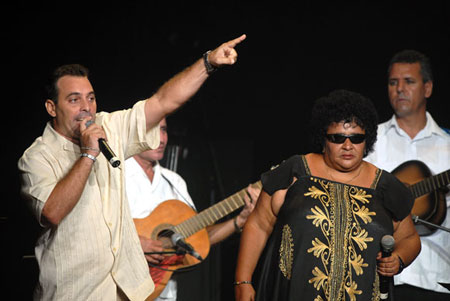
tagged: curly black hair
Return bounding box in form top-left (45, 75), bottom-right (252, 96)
top-left (309, 89), bottom-right (378, 157)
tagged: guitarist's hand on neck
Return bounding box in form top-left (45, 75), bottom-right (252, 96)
top-left (236, 184), bottom-right (260, 227)
top-left (208, 184), bottom-right (261, 244)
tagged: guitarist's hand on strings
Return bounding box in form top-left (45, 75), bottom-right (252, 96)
top-left (139, 236), bottom-right (167, 264)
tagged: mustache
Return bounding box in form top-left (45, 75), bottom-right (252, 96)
top-left (75, 113), bottom-right (93, 121)
top-left (396, 92), bottom-right (407, 99)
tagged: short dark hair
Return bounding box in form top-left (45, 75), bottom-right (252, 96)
top-left (388, 50), bottom-right (433, 83)
top-left (309, 89), bottom-right (378, 157)
top-left (46, 64), bottom-right (90, 102)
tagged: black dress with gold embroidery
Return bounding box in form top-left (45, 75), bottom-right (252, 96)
top-left (255, 155), bottom-right (413, 301)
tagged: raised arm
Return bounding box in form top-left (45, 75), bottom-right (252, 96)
top-left (144, 34), bottom-right (246, 130)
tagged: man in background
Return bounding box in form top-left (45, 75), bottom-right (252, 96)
top-left (365, 49), bottom-right (450, 300)
top-left (125, 117), bottom-right (260, 301)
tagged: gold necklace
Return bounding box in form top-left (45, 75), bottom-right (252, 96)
top-left (326, 163), bottom-right (363, 184)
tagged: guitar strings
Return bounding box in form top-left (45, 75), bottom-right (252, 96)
top-left (147, 262), bottom-right (200, 272)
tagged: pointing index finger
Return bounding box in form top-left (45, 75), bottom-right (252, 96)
top-left (226, 34), bottom-right (246, 48)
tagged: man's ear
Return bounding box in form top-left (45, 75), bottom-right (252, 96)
top-left (45, 99), bottom-right (57, 117)
top-left (424, 80), bottom-right (433, 99)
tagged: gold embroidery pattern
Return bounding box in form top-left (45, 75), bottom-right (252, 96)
top-left (279, 224), bottom-right (294, 279)
top-left (305, 178), bottom-right (376, 300)
top-left (371, 270), bottom-right (381, 301)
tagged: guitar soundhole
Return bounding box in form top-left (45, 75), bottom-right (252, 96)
top-left (154, 224), bottom-right (176, 249)
top-left (158, 229), bottom-right (173, 239)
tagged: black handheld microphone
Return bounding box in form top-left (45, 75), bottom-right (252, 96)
top-left (171, 232), bottom-right (203, 261)
top-left (85, 120), bottom-right (121, 168)
top-left (380, 235), bottom-right (395, 300)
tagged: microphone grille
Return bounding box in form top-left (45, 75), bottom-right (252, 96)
top-left (381, 235), bottom-right (395, 251)
top-left (171, 232), bottom-right (183, 244)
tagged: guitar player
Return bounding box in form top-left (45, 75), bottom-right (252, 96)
top-left (125, 117), bottom-right (261, 301)
top-left (365, 50), bottom-right (450, 300)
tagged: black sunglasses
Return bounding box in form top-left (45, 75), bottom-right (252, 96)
top-left (326, 133), bottom-right (366, 144)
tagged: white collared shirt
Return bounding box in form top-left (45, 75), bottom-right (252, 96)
top-left (365, 112), bottom-right (450, 294)
top-left (125, 158), bottom-right (196, 300)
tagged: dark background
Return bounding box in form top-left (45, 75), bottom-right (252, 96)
top-left (3, 1), bottom-right (449, 300)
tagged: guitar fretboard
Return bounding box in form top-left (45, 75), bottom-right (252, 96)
top-left (410, 169), bottom-right (450, 198)
top-left (174, 181), bottom-right (262, 238)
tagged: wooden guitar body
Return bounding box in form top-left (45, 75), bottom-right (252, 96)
top-left (134, 200), bottom-right (210, 301)
top-left (392, 160), bottom-right (448, 236)
top-left (133, 181), bottom-right (262, 300)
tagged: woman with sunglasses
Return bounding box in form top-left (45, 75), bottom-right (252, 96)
top-left (235, 90), bottom-right (421, 301)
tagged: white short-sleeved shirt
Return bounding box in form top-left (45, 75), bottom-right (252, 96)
top-left (18, 100), bottom-right (160, 300)
top-left (125, 158), bottom-right (196, 300)
top-left (365, 112), bottom-right (450, 294)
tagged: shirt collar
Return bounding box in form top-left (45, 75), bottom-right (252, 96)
top-left (42, 121), bottom-right (80, 153)
top-left (384, 112), bottom-right (447, 140)
top-left (126, 157), bottom-right (162, 187)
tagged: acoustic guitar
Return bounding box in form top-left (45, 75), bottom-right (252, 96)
top-left (133, 181), bottom-right (262, 300)
top-left (392, 160), bottom-right (449, 235)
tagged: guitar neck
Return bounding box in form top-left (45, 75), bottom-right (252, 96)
top-left (174, 181), bottom-right (262, 238)
top-left (410, 169), bottom-right (450, 198)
